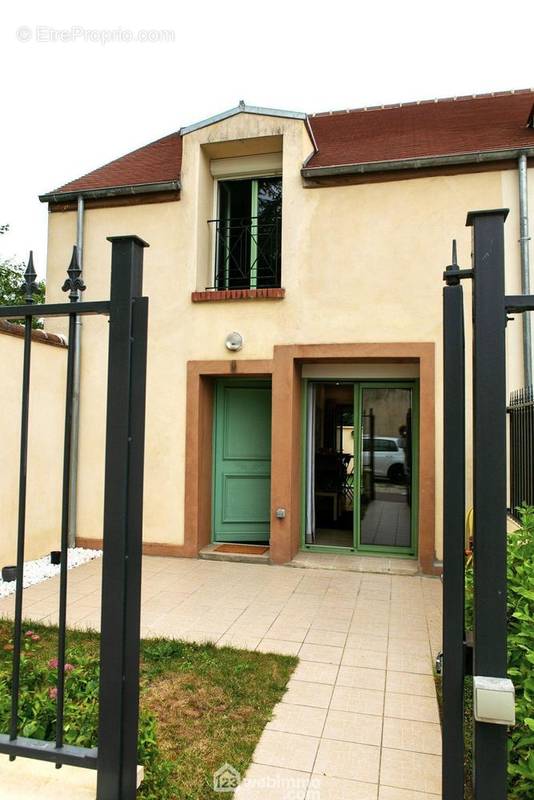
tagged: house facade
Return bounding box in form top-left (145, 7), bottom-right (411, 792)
top-left (39, 91), bottom-right (534, 574)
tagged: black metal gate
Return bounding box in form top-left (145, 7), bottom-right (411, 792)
top-left (508, 386), bottom-right (534, 516)
top-left (0, 235), bottom-right (149, 799)
top-left (442, 210), bottom-right (534, 799)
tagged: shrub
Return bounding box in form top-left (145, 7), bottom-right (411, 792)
top-left (0, 637), bottom-right (173, 799)
top-left (465, 505), bottom-right (534, 798)
top-left (506, 506), bottom-right (534, 797)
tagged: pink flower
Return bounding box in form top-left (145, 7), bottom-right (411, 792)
top-left (24, 631), bottom-right (34, 638)
top-left (64, 663), bottom-right (74, 672)
top-left (48, 658), bottom-right (59, 669)
top-left (31, 634), bottom-right (40, 642)
top-left (48, 687), bottom-right (57, 700)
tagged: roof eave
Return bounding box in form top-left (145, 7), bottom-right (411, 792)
top-left (301, 147), bottom-right (534, 179)
top-left (39, 179), bottom-right (181, 204)
top-left (180, 103), bottom-right (307, 136)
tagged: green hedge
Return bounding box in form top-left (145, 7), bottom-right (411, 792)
top-left (465, 506), bottom-right (534, 798)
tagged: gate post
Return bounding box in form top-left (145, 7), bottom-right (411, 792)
top-left (97, 236), bottom-right (149, 800)
top-left (442, 242), bottom-right (466, 800)
top-left (467, 209), bottom-right (509, 800)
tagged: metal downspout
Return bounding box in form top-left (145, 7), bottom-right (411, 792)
top-left (68, 195), bottom-right (84, 547)
top-left (519, 154), bottom-right (533, 387)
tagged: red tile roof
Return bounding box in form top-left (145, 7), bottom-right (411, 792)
top-left (47, 132), bottom-right (182, 195)
top-left (0, 320), bottom-right (67, 348)
top-left (305, 90), bottom-right (534, 169)
top-left (43, 90), bottom-right (534, 197)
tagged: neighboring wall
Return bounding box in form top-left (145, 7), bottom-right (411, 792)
top-left (43, 112), bottom-right (532, 565)
top-left (0, 323), bottom-right (67, 567)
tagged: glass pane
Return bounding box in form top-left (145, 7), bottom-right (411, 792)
top-left (311, 383), bottom-right (354, 548)
top-left (256, 178), bottom-right (282, 288)
top-left (216, 180), bottom-right (251, 289)
top-left (359, 388), bottom-right (413, 549)
top-left (257, 177), bottom-right (282, 218)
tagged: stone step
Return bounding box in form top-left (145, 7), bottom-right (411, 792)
top-left (287, 551), bottom-right (420, 575)
top-left (199, 544), bottom-right (271, 565)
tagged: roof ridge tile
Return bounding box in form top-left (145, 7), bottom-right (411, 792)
top-left (311, 87), bottom-right (534, 118)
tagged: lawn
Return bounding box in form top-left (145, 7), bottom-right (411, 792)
top-left (0, 620), bottom-right (297, 799)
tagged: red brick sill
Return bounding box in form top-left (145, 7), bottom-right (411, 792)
top-left (191, 288), bottom-right (285, 303)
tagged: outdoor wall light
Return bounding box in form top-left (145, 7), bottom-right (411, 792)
top-left (225, 332), bottom-right (243, 352)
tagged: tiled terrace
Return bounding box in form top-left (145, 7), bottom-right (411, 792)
top-left (0, 556), bottom-right (443, 799)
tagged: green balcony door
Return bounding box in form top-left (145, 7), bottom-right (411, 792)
top-left (213, 380), bottom-right (272, 543)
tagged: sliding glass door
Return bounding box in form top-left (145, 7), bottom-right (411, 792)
top-left (355, 384), bottom-right (417, 555)
top-left (303, 381), bottom-right (418, 556)
top-left (304, 382), bottom-right (356, 549)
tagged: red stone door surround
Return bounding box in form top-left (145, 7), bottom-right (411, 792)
top-left (183, 343), bottom-right (436, 574)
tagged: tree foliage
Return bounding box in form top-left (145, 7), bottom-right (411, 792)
top-left (0, 225), bottom-right (45, 326)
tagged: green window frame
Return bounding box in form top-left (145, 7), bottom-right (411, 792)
top-left (214, 176), bottom-right (281, 290)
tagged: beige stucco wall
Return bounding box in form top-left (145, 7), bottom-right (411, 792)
top-left (44, 112), bottom-right (532, 564)
top-left (0, 333), bottom-right (67, 567)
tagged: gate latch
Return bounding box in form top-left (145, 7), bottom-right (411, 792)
top-left (435, 651), bottom-right (443, 675)
top-left (473, 676), bottom-right (516, 726)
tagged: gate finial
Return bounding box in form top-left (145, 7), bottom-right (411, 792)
top-left (22, 251), bottom-right (38, 303)
top-left (61, 246), bottom-right (86, 302)
top-left (451, 239), bottom-right (458, 267)
top-left (444, 239), bottom-right (461, 286)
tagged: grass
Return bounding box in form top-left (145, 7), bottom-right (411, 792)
top-left (435, 674), bottom-right (473, 799)
top-left (463, 677), bottom-right (474, 799)
top-left (0, 620), bottom-right (297, 799)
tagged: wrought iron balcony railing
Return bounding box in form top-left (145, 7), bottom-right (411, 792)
top-left (208, 215), bottom-right (281, 290)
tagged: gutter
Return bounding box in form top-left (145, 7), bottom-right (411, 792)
top-left (518, 153), bottom-right (533, 386)
top-left (39, 179), bottom-right (181, 204)
top-left (301, 147), bottom-right (534, 179)
top-left (303, 117), bottom-right (319, 161)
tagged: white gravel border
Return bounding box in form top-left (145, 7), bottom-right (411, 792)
top-left (0, 548), bottom-right (102, 598)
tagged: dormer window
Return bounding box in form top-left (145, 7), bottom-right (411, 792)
top-left (209, 177), bottom-right (282, 290)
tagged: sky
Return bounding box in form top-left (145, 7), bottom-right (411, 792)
top-left (1, 0), bottom-right (533, 277)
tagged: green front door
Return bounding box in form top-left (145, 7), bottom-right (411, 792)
top-left (213, 380), bottom-right (272, 543)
